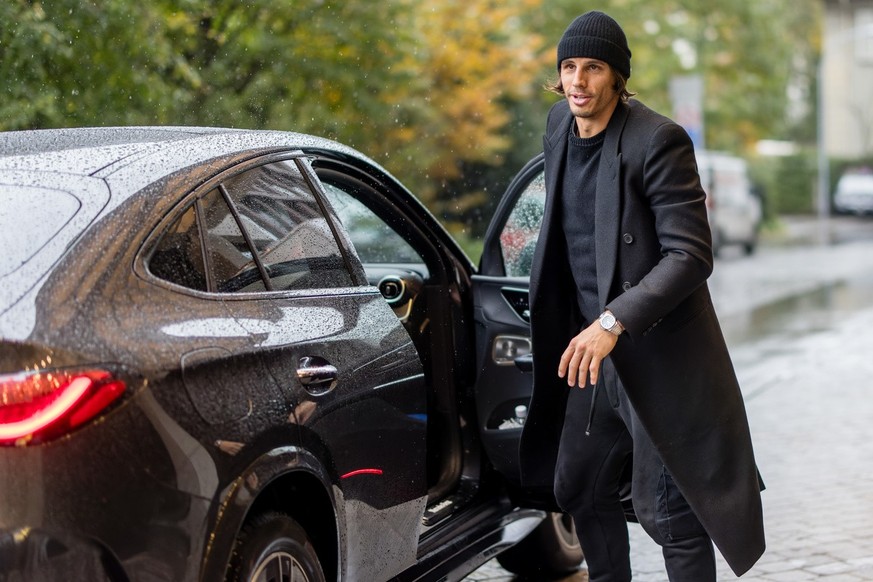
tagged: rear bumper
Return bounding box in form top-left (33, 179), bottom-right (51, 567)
top-left (0, 392), bottom-right (213, 582)
top-left (835, 194), bottom-right (873, 214)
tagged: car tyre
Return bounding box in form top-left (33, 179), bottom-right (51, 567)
top-left (227, 512), bottom-right (326, 582)
top-left (496, 511), bottom-right (583, 578)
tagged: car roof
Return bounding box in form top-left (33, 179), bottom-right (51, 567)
top-left (0, 127), bottom-right (408, 318)
top-left (0, 126), bottom-right (373, 178)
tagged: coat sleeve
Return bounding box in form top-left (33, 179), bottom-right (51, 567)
top-left (606, 121), bottom-right (714, 336)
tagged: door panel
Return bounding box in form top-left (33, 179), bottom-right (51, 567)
top-left (472, 275), bottom-right (532, 482)
top-left (473, 154), bottom-right (546, 483)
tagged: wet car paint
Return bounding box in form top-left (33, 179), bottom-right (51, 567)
top-left (0, 129), bottom-right (435, 580)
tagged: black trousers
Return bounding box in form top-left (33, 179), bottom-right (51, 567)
top-left (553, 364), bottom-right (716, 582)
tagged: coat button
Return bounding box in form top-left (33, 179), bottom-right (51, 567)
top-left (622, 281), bottom-right (632, 291)
top-left (623, 233), bottom-right (634, 244)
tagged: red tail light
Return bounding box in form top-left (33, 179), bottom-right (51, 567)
top-left (0, 369), bottom-right (125, 445)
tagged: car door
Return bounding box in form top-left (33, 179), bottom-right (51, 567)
top-left (472, 153), bottom-right (545, 484)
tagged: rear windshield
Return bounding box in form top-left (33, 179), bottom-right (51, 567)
top-left (0, 186), bottom-right (80, 277)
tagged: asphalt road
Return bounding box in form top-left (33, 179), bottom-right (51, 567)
top-left (466, 215), bottom-right (873, 581)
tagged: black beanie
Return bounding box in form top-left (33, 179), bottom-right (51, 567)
top-left (557, 11), bottom-right (632, 79)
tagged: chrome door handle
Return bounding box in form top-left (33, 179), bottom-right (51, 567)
top-left (296, 356), bottom-right (338, 394)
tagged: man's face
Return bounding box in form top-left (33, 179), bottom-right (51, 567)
top-left (560, 57), bottom-right (620, 134)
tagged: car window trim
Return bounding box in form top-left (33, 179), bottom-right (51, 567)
top-left (192, 196), bottom-right (217, 293)
top-left (308, 164), bottom-right (446, 281)
top-left (295, 157), bottom-right (366, 286)
top-left (216, 182), bottom-right (273, 292)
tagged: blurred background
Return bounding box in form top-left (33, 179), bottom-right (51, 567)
top-left (2, 0), bottom-right (871, 258)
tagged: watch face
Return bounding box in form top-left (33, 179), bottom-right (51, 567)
top-left (601, 313), bottom-right (616, 329)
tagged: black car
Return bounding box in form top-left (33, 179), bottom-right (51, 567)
top-left (0, 127), bottom-right (576, 581)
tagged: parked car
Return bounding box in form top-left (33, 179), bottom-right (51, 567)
top-left (833, 168), bottom-right (873, 215)
top-left (696, 151), bottom-right (762, 255)
top-left (0, 128), bottom-right (582, 581)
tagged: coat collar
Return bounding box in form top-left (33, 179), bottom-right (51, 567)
top-left (543, 99), bottom-right (630, 154)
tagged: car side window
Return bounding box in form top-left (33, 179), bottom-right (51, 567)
top-left (320, 181), bottom-right (423, 264)
top-left (149, 204), bottom-right (208, 291)
top-left (200, 188), bottom-right (269, 293)
top-left (500, 171), bottom-right (545, 277)
top-left (221, 160), bottom-right (353, 291)
top-left (148, 158), bottom-right (353, 293)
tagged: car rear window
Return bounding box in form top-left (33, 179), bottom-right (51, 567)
top-left (0, 186), bottom-right (80, 277)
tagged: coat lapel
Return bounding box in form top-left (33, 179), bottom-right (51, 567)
top-left (533, 105), bottom-right (572, 302)
top-left (595, 102), bottom-right (629, 306)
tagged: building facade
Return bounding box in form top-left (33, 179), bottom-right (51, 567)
top-left (823, 0), bottom-right (873, 159)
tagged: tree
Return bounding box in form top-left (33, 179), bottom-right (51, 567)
top-left (0, 0), bottom-right (176, 128)
top-left (377, 0), bottom-right (547, 227)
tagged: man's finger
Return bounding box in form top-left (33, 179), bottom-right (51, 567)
top-left (589, 355), bottom-right (601, 386)
top-left (567, 349), bottom-right (581, 386)
top-left (575, 351), bottom-right (593, 388)
top-left (558, 346), bottom-right (573, 378)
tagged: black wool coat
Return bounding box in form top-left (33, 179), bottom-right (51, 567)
top-left (519, 99), bottom-right (765, 576)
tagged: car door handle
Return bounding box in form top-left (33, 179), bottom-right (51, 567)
top-left (296, 356), bottom-right (338, 394)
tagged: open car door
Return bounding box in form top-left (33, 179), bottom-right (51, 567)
top-left (472, 153), bottom-right (546, 485)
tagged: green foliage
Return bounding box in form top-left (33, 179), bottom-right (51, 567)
top-left (2, 0), bottom-right (823, 234)
top-left (749, 152), bottom-right (817, 215)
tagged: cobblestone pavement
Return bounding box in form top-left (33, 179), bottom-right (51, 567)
top-left (465, 218), bottom-right (873, 581)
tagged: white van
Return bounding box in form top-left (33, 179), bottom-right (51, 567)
top-left (696, 151), bottom-right (762, 255)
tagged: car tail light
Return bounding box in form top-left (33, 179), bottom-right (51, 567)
top-left (0, 369), bottom-right (125, 445)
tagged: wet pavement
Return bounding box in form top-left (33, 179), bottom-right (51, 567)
top-left (465, 215), bottom-right (873, 581)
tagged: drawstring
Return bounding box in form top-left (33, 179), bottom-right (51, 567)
top-left (584, 375), bottom-right (600, 436)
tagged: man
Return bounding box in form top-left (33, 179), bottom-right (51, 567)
top-left (518, 10), bottom-right (765, 581)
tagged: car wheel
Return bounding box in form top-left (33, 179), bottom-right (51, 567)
top-left (227, 512), bottom-right (326, 582)
top-left (496, 511), bottom-right (583, 578)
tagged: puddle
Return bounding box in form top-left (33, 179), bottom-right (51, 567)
top-left (720, 275), bottom-right (873, 347)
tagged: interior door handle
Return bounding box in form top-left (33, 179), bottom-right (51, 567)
top-left (514, 353), bottom-right (533, 372)
top-left (296, 356), bottom-right (338, 394)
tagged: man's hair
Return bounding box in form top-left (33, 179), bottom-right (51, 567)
top-left (545, 66), bottom-right (636, 103)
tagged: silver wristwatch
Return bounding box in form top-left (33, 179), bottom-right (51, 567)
top-left (599, 310), bottom-right (624, 336)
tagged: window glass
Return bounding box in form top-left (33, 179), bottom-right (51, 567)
top-left (148, 204), bottom-right (208, 291)
top-left (321, 182), bottom-right (423, 264)
top-left (500, 171), bottom-right (545, 277)
top-left (201, 188), bottom-right (268, 293)
top-left (221, 160), bottom-right (352, 291)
